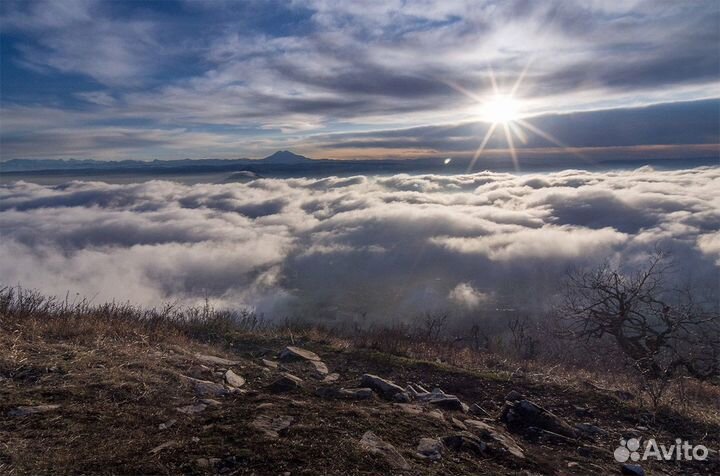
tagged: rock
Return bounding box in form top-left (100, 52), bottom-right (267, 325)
top-left (429, 396), bottom-right (468, 412)
top-left (268, 373), bottom-right (303, 393)
top-left (149, 440), bottom-right (178, 454)
top-left (359, 431), bottom-right (410, 470)
top-left (505, 390), bottom-right (524, 401)
top-left (450, 417), bottom-right (467, 430)
top-left (251, 415), bottom-right (294, 438)
top-left (322, 373), bottom-right (340, 383)
top-left (500, 399), bottom-right (577, 438)
top-left (309, 360), bottom-right (329, 378)
top-left (200, 398), bottom-right (222, 406)
top-left (577, 446), bottom-right (593, 458)
top-left (196, 458), bottom-right (210, 468)
top-left (441, 432), bottom-right (487, 456)
top-left (224, 369), bottom-right (245, 388)
top-left (416, 437), bottom-right (443, 460)
top-left (468, 403), bottom-right (491, 418)
top-left (158, 419), bottom-right (177, 430)
top-left (574, 406), bottom-right (593, 418)
top-left (278, 346), bottom-right (321, 362)
top-left (621, 464), bottom-right (645, 476)
top-left (8, 404), bottom-right (60, 417)
top-left (464, 419), bottom-right (525, 459)
top-left (256, 402), bottom-right (274, 410)
top-left (193, 353), bottom-right (239, 366)
top-left (426, 410), bottom-right (445, 421)
top-left (575, 423), bottom-right (605, 438)
top-left (261, 358), bottom-right (278, 369)
top-left (184, 376), bottom-right (232, 397)
top-left (316, 387), bottom-right (374, 400)
top-left (176, 403), bottom-right (207, 414)
top-left (393, 391), bottom-right (412, 403)
top-left (361, 374), bottom-right (405, 399)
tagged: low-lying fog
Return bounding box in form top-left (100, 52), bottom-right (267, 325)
top-left (1, 166), bottom-right (718, 325)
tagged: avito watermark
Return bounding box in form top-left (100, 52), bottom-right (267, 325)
top-left (614, 437), bottom-right (708, 462)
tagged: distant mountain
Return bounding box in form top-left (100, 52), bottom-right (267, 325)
top-left (261, 150), bottom-right (312, 164)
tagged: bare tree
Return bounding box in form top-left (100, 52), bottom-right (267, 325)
top-left (508, 315), bottom-right (539, 360)
top-left (559, 251), bottom-right (720, 384)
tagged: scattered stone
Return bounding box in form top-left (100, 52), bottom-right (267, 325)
top-left (251, 415), bottom-right (294, 439)
top-left (191, 436), bottom-right (200, 443)
top-left (224, 369), bottom-right (246, 388)
top-left (193, 353), bottom-right (240, 366)
top-left (450, 417), bottom-right (467, 430)
top-left (268, 373), bottom-right (303, 393)
top-left (158, 419), bottom-right (177, 430)
top-left (256, 402), bottom-right (274, 410)
top-left (359, 431), bottom-right (410, 470)
top-left (196, 458), bottom-right (210, 468)
top-left (416, 437), bottom-right (443, 460)
top-left (278, 346), bottom-right (321, 362)
top-left (176, 403), bottom-right (207, 414)
top-left (261, 358), bottom-right (279, 369)
top-left (393, 391), bottom-right (412, 403)
top-left (505, 390), bottom-right (524, 401)
top-left (361, 374), bottom-right (405, 399)
top-left (469, 403), bottom-right (492, 418)
top-left (441, 432), bottom-right (487, 456)
top-left (574, 406), bottom-right (593, 418)
top-left (184, 376), bottom-right (232, 397)
top-left (149, 440), bottom-right (178, 455)
top-left (200, 398), bottom-right (222, 406)
top-left (309, 360), bottom-right (329, 378)
top-left (426, 409), bottom-right (445, 421)
top-left (8, 404), bottom-right (60, 417)
top-left (575, 423), bottom-right (605, 438)
top-left (429, 396), bottom-right (468, 413)
top-left (317, 387), bottom-right (374, 400)
top-left (322, 373), bottom-right (340, 383)
top-left (464, 419), bottom-right (525, 459)
top-left (500, 399), bottom-right (577, 438)
top-left (621, 463), bottom-right (645, 476)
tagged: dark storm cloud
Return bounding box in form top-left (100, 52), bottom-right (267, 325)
top-left (1, 168), bottom-right (718, 320)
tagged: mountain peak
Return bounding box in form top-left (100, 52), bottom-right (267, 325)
top-left (262, 150), bottom-right (311, 163)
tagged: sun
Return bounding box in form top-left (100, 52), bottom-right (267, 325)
top-left (481, 94), bottom-right (521, 124)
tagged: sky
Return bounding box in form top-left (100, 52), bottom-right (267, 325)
top-left (0, 0), bottom-right (719, 162)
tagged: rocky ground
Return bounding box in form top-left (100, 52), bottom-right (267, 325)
top-left (2, 325), bottom-right (719, 475)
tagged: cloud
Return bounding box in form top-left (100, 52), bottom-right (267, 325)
top-left (1, 167), bottom-right (717, 322)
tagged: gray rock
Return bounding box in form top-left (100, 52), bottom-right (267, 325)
top-left (268, 373), bottom-right (303, 393)
top-left (316, 387), bottom-right (374, 400)
top-left (8, 404), bottom-right (60, 417)
top-left (464, 419), bottom-right (525, 459)
top-left (441, 432), bottom-right (487, 456)
top-left (361, 374), bottom-right (405, 399)
top-left (278, 346), bottom-right (321, 362)
top-left (450, 417), bottom-right (467, 430)
top-left (184, 376), bottom-right (233, 397)
top-left (251, 415), bottom-right (294, 438)
top-left (224, 369), bottom-right (245, 388)
top-left (429, 397), bottom-right (469, 413)
top-left (176, 403), bottom-right (208, 414)
top-left (322, 372), bottom-right (340, 383)
top-left (261, 358), bottom-right (278, 369)
top-left (393, 391), bottom-right (412, 403)
top-left (193, 353), bottom-right (240, 366)
top-left (416, 437), bottom-right (443, 460)
top-left (575, 423), bottom-right (605, 438)
top-left (359, 431), bottom-right (410, 470)
top-left (621, 464), bottom-right (645, 476)
top-left (505, 390), bottom-right (524, 401)
top-left (158, 419), bottom-right (177, 430)
top-left (500, 399), bottom-right (577, 438)
top-left (309, 360), bottom-right (329, 378)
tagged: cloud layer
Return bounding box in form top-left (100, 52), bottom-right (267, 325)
top-left (1, 0), bottom-right (718, 159)
top-left (1, 167), bottom-right (718, 323)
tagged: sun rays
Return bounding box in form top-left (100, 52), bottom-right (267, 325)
top-left (449, 63), bottom-right (590, 173)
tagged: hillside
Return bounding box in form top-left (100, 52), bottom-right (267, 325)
top-left (1, 295), bottom-right (718, 475)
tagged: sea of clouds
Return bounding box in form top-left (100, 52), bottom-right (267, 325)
top-left (1, 167), bottom-right (718, 325)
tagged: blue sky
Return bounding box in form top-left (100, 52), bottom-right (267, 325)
top-left (0, 0), bottom-right (718, 161)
